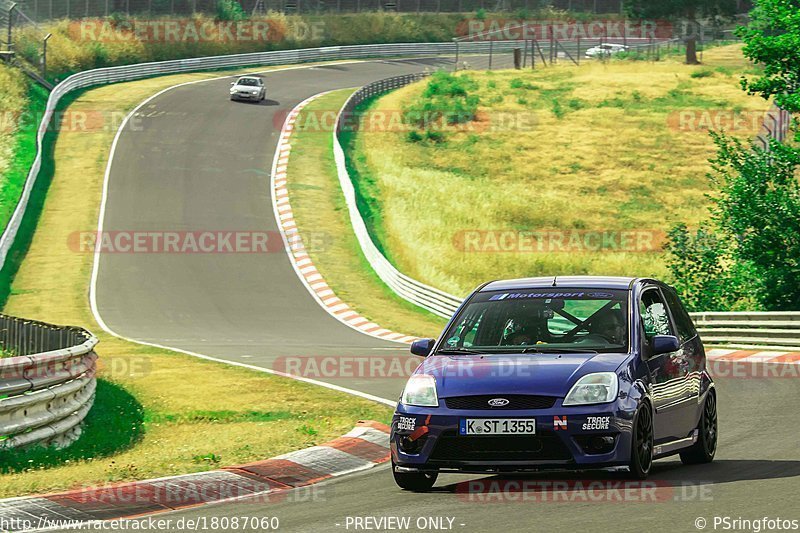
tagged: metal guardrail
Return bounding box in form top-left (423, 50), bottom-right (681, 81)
top-left (0, 41), bottom-right (470, 272)
top-left (0, 314), bottom-right (98, 450)
top-left (331, 74), bottom-right (798, 342)
top-left (690, 312), bottom-right (800, 350)
top-left (333, 73), bottom-right (465, 318)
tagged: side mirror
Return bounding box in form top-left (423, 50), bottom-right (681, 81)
top-left (650, 335), bottom-right (680, 356)
top-left (410, 338), bottom-right (435, 357)
top-left (230, 82), bottom-right (235, 85)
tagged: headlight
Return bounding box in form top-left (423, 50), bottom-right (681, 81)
top-left (563, 372), bottom-right (618, 406)
top-left (401, 374), bottom-right (438, 407)
top-left (230, 88), bottom-right (237, 93)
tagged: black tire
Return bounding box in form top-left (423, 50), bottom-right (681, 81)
top-left (680, 389), bottom-right (718, 465)
top-left (627, 401), bottom-right (654, 480)
top-left (392, 463), bottom-right (438, 492)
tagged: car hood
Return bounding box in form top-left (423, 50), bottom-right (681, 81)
top-left (415, 352), bottom-right (627, 398)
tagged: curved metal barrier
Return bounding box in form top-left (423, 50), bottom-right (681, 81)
top-left (0, 41), bottom-right (474, 271)
top-left (0, 314), bottom-right (98, 450)
top-left (690, 311), bottom-right (800, 350)
top-left (333, 74), bottom-right (465, 318)
top-left (331, 76), bottom-right (798, 340)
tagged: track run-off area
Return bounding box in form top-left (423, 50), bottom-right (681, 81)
top-left (86, 59), bottom-right (800, 532)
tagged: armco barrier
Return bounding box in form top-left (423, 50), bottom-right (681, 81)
top-left (331, 75), bottom-right (797, 341)
top-left (0, 314), bottom-right (98, 450)
top-left (333, 73), bottom-right (465, 318)
top-left (0, 42), bottom-right (472, 272)
top-left (690, 311), bottom-right (800, 350)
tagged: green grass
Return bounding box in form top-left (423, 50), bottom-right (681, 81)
top-left (346, 44), bottom-right (769, 297)
top-left (0, 71), bottom-right (44, 266)
top-left (0, 379), bottom-right (145, 474)
top-left (0, 70), bottom-right (393, 498)
top-left (287, 90), bottom-right (445, 338)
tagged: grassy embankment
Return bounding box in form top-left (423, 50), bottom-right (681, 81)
top-left (285, 90), bottom-right (447, 338)
top-left (13, 9), bottom-right (593, 82)
top-left (0, 66), bottom-right (392, 498)
top-left (0, 65), bottom-right (48, 275)
top-left (347, 44), bottom-right (769, 297)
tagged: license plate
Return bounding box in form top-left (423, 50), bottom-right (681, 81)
top-left (460, 418), bottom-right (536, 435)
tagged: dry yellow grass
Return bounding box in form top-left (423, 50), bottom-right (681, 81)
top-left (353, 44), bottom-right (769, 297)
top-left (0, 65), bottom-right (391, 498)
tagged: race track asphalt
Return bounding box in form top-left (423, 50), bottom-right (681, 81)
top-left (90, 59), bottom-right (800, 532)
top-left (94, 58), bottom-right (452, 400)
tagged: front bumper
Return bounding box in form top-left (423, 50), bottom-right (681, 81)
top-left (391, 400), bottom-right (636, 473)
top-left (231, 92), bottom-right (260, 100)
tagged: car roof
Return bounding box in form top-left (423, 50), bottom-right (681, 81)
top-left (479, 276), bottom-right (638, 292)
top-left (236, 76), bottom-right (260, 81)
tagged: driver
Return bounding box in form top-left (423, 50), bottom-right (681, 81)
top-left (505, 309), bottom-right (547, 346)
top-left (587, 309), bottom-right (626, 344)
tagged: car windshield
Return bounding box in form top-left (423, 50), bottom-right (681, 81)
top-left (439, 288), bottom-right (629, 354)
top-left (237, 78), bottom-right (258, 86)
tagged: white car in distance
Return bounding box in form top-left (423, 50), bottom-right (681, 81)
top-left (585, 43), bottom-right (629, 58)
top-left (230, 76), bottom-right (266, 102)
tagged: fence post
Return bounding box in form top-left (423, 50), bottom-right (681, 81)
top-left (488, 39), bottom-right (492, 70)
top-left (42, 32), bottom-right (51, 78)
top-left (522, 38), bottom-right (527, 68)
top-left (453, 38), bottom-right (459, 72)
top-left (6, 3), bottom-right (14, 53)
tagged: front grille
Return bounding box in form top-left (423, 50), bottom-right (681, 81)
top-left (444, 395), bottom-right (556, 410)
top-left (429, 430), bottom-right (572, 462)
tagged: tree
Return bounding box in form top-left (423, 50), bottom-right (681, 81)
top-left (666, 133), bottom-right (800, 311)
top-left (709, 133), bottom-right (800, 310)
top-left (736, 0), bottom-right (800, 113)
top-left (624, 0), bottom-right (737, 64)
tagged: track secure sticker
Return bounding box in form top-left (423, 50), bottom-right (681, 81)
top-left (397, 416), bottom-right (416, 432)
top-left (582, 416), bottom-right (611, 430)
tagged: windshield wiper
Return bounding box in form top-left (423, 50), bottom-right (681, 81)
top-left (435, 348), bottom-right (483, 355)
top-left (519, 347), bottom-right (598, 354)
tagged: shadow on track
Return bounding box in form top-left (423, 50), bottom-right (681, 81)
top-left (426, 459), bottom-right (800, 495)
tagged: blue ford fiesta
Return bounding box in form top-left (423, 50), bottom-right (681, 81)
top-left (391, 276), bottom-right (717, 491)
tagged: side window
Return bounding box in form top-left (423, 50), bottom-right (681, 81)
top-left (662, 287), bottom-right (697, 343)
top-left (639, 289), bottom-right (673, 340)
